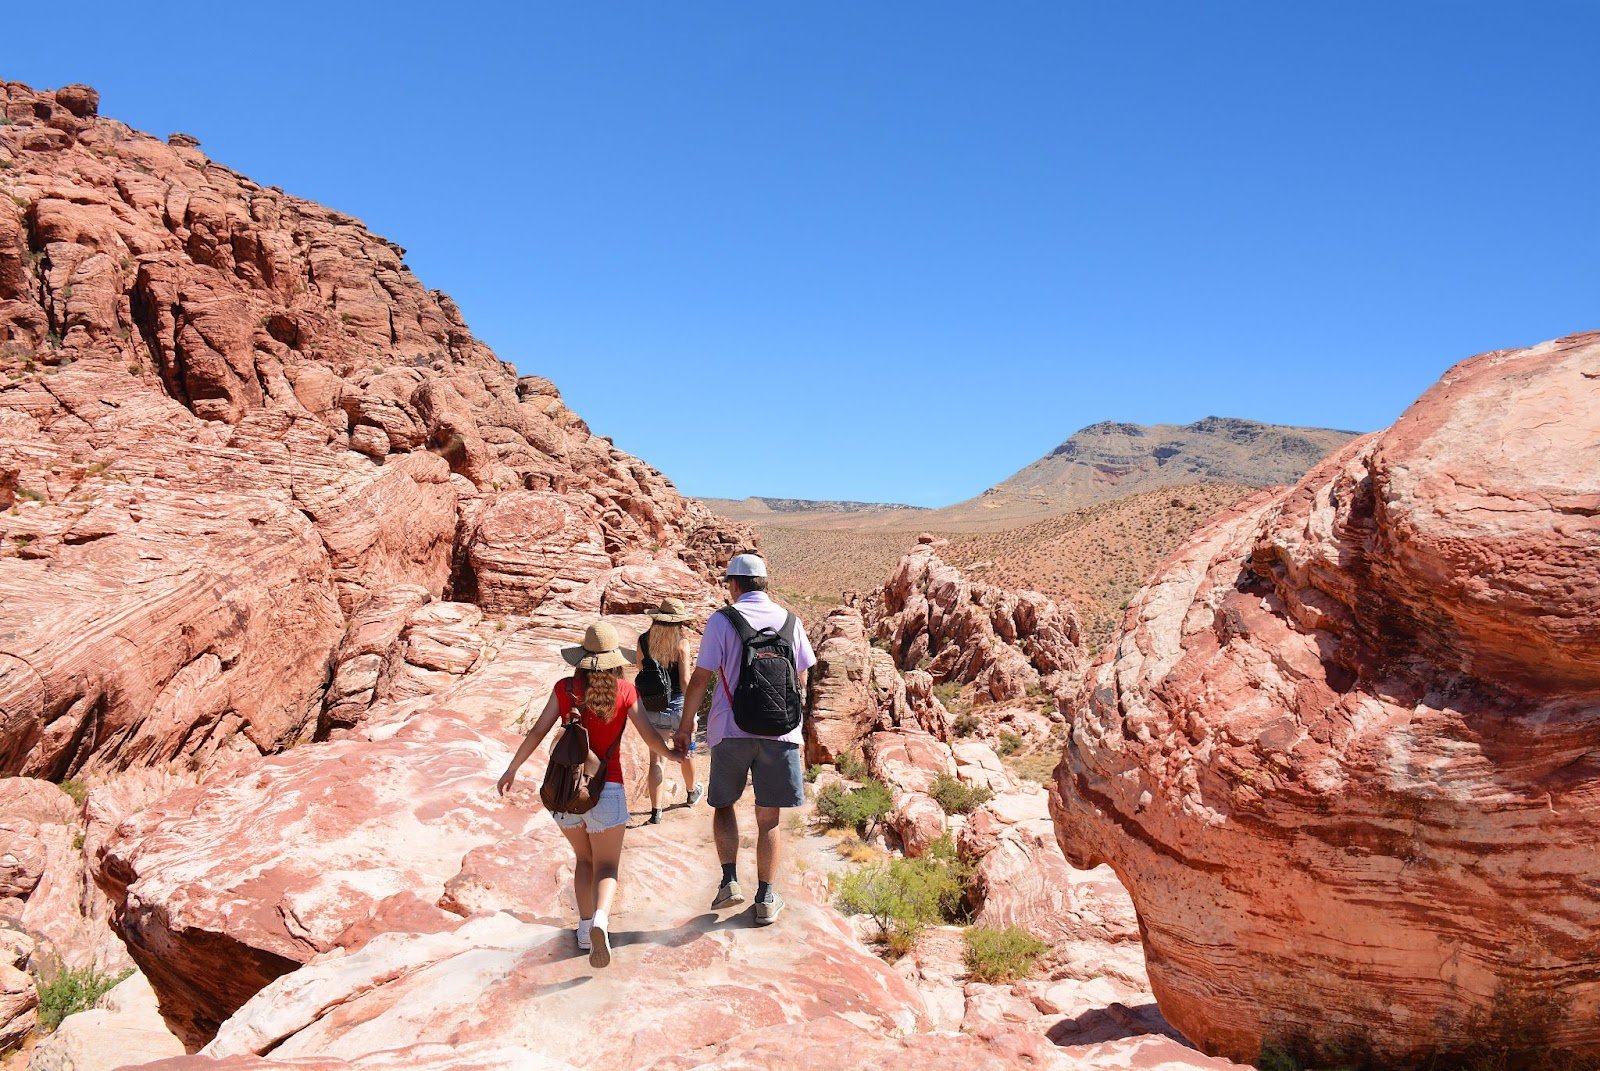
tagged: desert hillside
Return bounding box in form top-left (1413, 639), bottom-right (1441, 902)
top-left (725, 483), bottom-right (1261, 646)
top-left (701, 496), bottom-right (930, 522)
top-left (955, 416), bottom-right (1356, 522)
top-left (943, 482), bottom-right (1261, 646)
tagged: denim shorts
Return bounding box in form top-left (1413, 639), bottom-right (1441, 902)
top-left (551, 782), bottom-right (627, 833)
top-left (708, 737), bottom-right (804, 809)
top-left (646, 695), bottom-right (685, 734)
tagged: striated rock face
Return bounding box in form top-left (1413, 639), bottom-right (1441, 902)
top-left (867, 537), bottom-right (1084, 704)
top-left (93, 709), bottom-right (540, 1049)
top-left (1052, 332), bottom-right (1600, 1067)
top-left (0, 80), bottom-right (749, 779)
top-left (804, 605), bottom-right (951, 765)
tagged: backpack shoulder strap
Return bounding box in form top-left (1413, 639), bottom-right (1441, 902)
top-left (718, 604), bottom-right (757, 644)
top-left (778, 612), bottom-right (799, 646)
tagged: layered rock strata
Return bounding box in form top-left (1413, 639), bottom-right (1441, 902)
top-left (805, 604), bottom-right (952, 765)
top-left (1052, 332), bottom-right (1600, 1066)
top-left (867, 536), bottom-right (1084, 704)
top-left (0, 80), bottom-right (750, 779)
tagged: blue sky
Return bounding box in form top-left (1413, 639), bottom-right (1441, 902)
top-left (7, 3), bottom-right (1597, 506)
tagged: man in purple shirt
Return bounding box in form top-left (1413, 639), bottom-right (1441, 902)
top-left (677, 552), bottom-right (815, 924)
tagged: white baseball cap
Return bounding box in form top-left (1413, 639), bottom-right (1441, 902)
top-left (724, 553), bottom-right (768, 578)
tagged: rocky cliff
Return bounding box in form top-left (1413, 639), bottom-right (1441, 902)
top-left (1052, 331), bottom-right (1600, 1067)
top-left (0, 80), bottom-right (750, 780)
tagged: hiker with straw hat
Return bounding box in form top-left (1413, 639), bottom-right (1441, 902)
top-left (497, 620), bottom-right (683, 968)
top-left (636, 597), bottom-right (706, 825)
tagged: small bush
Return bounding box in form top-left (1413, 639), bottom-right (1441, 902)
top-left (952, 712), bottom-right (980, 737)
top-left (16, 487), bottom-right (45, 504)
top-left (815, 779), bottom-right (893, 835)
top-left (964, 925), bottom-right (1049, 983)
top-left (835, 834), bottom-right (970, 956)
top-left (58, 779), bottom-right (89, 806)
top-left (928, 772), bottom-right (991, 815)
top-left (36, 967), bottom-right (130, 1030)
top-left (804, 764), bottom-right (822, 783)
top-left (996, 731), bottom-right (1023, 756)
top-left (835, 749), bottom-right (869, 781)
top-left (836, 833), bottom-right (878, 863)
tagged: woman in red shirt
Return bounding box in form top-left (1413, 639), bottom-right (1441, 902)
top-left (497, 621), bottom-right (680, 968)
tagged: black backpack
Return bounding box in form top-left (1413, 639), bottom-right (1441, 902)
top-left (719, 605), bottom-right (803, 737)
top-left (636, 632), bottom-right (673, 714)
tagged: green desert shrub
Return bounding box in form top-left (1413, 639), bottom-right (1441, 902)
top-left (927, 772), bottom-right (991, 815)
top-left (963, 925), bottom-right (1049, 983)
top-left (835, 749), bottom-right (869, 781)
top-left (36, 967), bottom-right (130, 1030)
top-left (815, 779), bottom-right (893, 836)
top-left (835, 834), bottom-right (970, 957)
top-left (996, 730), bottom-right (1024, 756)
top-left (58, 778), bottom-right (89, 806)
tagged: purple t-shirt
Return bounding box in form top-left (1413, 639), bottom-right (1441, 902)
top-left (696, 592), bottom-right (816, 748)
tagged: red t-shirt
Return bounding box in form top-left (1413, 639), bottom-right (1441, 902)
top-left (556, 677), bottom-right (637, 785)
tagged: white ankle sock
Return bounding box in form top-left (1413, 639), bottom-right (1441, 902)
top-left (578, 918), bottom-right (593, 937)
top-left (591, 909), bottom-right (608, 932)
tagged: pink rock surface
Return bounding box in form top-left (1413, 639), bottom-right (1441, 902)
top-left (805, 606), bottom-right (952, 766)
top-left (0, 79), bottom-right (748, 780)
top-left (0, 776), bottom-right (134, 976)
top-left (889, 791), bottom-right (948, 858)
top-left (201, 839), bottom-right (929, 1068)
top-left (867, 538), bottom-right (1084, 704)
top-left (1053, 332), bottom-right (1600, 1066)
top-left (865, 729), bottom-right (956, 794)
top-left (93, 713), bottom-right (537, 1048)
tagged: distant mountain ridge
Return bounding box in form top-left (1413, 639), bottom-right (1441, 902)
top-left (958, 416), bottom-right (1360, 518)
top-left (700, 496), bottom-right (929, 522)
top-left (704, 416), bottom-right (1359, 533)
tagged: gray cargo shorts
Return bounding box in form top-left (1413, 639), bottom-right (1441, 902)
top-left (708, 737), bottom-right (804, 809)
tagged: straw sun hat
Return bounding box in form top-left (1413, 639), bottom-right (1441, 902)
top-left (560, 621), bottom-right (634, 671)
top-left (645, 597), bottom-right (695, 624)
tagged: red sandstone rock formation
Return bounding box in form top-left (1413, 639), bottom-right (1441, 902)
top-left (0, 80), bottom-right (750, 780)
top-left (867, 536), bottom-right (1084, 705)
top-left (805, 605), bottom-right (952, 765)
top-left (1052, 332), bottom-right (1600, 1067)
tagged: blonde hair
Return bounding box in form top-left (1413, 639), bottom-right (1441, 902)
top-left (646, 621), bottom-right (686, 669)
top-left (575, 666), bottom-right (622, 723)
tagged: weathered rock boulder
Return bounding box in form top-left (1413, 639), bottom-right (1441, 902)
top-left (867, 536), bottom-right (1084, 704)
top-left (1053, 332), bottom-right (1600, 1067)
top-left (804, 606), bottom-right (951, 765)
top-left (92, 712), bottom-right (537, 1049)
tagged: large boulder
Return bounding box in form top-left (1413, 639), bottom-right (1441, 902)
top-left (92, 713), bottom-right (539, 1049)
top-left (1052, 332), bottom-right (1600, 1067)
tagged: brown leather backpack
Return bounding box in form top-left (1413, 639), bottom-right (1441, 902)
top-left (540, 697), bottom-right (623, 815)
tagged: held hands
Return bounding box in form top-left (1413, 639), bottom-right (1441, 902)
top-left (673, 725), bottom-right (693, 756)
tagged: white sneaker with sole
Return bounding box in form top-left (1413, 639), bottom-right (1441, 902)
top-left (755, 890), bottom-right (785, 925)
top-left (589, 925), bottom-right (611, 968)
top-left (711, 880), bottom-right (744, 909)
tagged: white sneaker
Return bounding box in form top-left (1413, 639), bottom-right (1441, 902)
top-left (687, 782), bottom-right (705, 806)
top-left (577, 922), bottom-right (592, 951)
